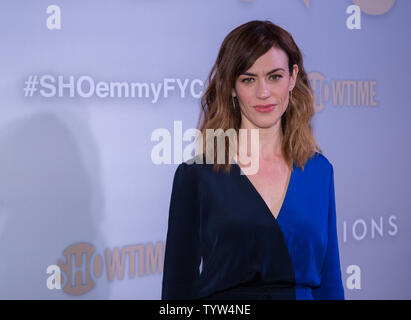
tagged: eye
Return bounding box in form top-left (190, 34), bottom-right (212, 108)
top-left (240, 77), bottom-right (254, 84)
top-left (270, 74), bottom-right (283, 80)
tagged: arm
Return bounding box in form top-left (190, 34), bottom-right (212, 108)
top-left (312, 164), bottom-right (345, 300)
top-left (161, 163), bottom-right (201, 300)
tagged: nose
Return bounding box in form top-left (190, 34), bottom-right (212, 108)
top-left (256, 79), bottom-right (270, 99)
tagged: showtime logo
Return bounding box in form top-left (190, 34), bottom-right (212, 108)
top-left (47, 242), bottom-right (163, 295)
top-left (309, 71), bottom-right (378, 112)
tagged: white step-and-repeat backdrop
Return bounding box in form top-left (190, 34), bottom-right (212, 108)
top-left (0, 0), bottom-right (409, 299)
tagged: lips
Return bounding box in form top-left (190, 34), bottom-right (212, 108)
top-left (253, 104), bottom-right (276, 113)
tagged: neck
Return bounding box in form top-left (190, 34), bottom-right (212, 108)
top-left (238, 118), bottom-right (283, 163)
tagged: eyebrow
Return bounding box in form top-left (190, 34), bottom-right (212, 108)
top-left (240, 68), bottom-right (285, 76)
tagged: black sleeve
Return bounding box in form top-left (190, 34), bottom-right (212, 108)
top-left (161, 163), bottom-right (201, 300)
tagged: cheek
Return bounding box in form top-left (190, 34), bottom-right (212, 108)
top-left (277, 85), bottom-right (290, 105)
top-left (235, 85), bottom-right (249, 98)
top-left (236, 88), bottom-right (252, 106)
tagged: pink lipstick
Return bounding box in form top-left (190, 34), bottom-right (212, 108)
top-left (253, 104), bottom-right (276, 113)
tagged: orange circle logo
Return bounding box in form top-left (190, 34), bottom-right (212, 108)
top-left (351, 0), bottom-right (395, 15)
top-left (302, 0), bottom-right (395, 15)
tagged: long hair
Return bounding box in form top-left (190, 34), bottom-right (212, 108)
top-left (197, 20), bottom-right (322, 173)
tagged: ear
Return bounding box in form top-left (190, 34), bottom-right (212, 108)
top-left (231, 88), bottom-right (237, 97)
top-left (290, 64), bottom-right (299, 90)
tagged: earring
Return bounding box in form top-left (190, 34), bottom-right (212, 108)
top-left (232, 96), bottom-right (236, 109)
top-left (289, 90), bottom-right (293, 101)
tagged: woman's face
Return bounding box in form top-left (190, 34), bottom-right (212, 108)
top-left (233, 46), bottom-right (299, 130)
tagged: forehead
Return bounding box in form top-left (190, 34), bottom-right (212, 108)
top-left (247, 47), bottom-right (288, 72)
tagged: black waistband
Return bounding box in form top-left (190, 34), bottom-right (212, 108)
top-left (234, 272), bottom-right (294, 289)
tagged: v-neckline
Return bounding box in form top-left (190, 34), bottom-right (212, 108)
top-left (234, 161), bottom-right (294, 221)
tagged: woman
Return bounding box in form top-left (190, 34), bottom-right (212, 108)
top-left (161, 20), bottom-right (344, 300)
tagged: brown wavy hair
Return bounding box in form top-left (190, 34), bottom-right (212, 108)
top-left (196, 20), bottom-right (322, 173)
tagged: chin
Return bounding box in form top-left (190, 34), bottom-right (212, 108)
top-left (240, 110), bottom-right (280, 129)
top-left (251, 118), bottom-right (278, 129)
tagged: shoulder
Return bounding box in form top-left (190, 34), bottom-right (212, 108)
top-left (177, 154), bottom-right (206, 172)
top-left (303, 152), bottom-right (334, 184)
top-left (307, 151), bottom-right (333, 172)
top-left (174, 153), bottom-right (233, 186)
top-left (173, 154), bottom-right (206, 183)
